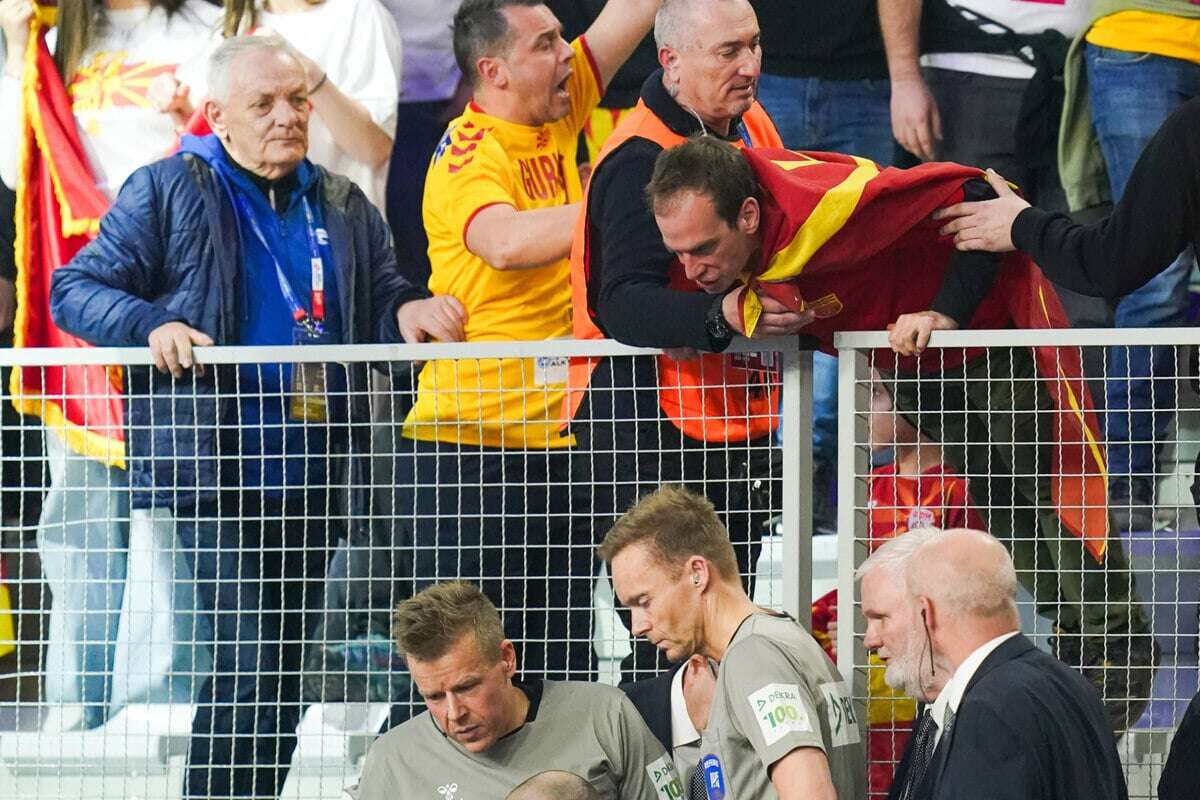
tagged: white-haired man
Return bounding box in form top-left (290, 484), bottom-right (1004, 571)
top-left (857, 529), bottom-right (1127, 800)
top-left (50, 34), bottom-right (463, 799)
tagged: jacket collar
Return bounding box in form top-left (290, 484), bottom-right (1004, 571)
top-left (180, 133), bottom-right (318, 212)
top-left (962, 632), bottom-right (1037, 697)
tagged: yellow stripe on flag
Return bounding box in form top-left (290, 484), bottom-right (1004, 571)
top-left (758, 156), bottom-right (879, 283)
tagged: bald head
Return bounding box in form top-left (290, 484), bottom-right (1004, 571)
top-left (506, 772), bottom-right (602, 800)
top-left (907, 529), bottom-right (1019, 627)
top-left (654, 0), bottom-right (754, 50)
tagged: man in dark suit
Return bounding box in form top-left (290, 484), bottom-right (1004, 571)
top-left (857, 527), bottom-right (1128, 800)
top-left (620, 655), bottom-right (714, 790)
top-left (1159, 689), bottom-right (1199, 800)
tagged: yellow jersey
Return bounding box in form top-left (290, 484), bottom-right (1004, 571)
top-left (405, 37), bottom-right (602, 449)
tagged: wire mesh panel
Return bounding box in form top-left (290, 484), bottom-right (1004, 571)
top-left (836, 329), bottom-right (1200, 800)
top-left (0, 338), bottom-right (805, 799)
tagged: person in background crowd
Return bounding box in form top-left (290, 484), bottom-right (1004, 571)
top-left (931, 98), bottom-right (1199, 301)
top-left (1055, 0), bottom-right (1200, 530)
top-left (602, 485), bottom-right (866, 800)
top-left (378, 0), bottom-right (466, 288)
top-left (0, 0), bottom-right (220, 733)
top-left (643, 136), bottom-right (1155, 733)
top-left (48, 35), bottom-right (460, 798)
top-left (811, 374), bottom-right (985, 796)
top-left (620, 655), bottom-right (716, 790)
top-left (221, 0), bottom-right (402, 214)
top-left (566, 0), bottom-right (799, 683)
top-left (752, 0), bottom-right (896, 536)
top-left (880, 0), bottom-right (1086, 210)
top-left (858, 529), bottom-right (1127, 800)
top-left (400, 0), bottom-right (661, 683)
top-left (352, 582), bottom-right (680, 800)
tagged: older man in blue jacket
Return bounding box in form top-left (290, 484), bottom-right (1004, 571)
top-left (50, 34), bottom-right (463, 800)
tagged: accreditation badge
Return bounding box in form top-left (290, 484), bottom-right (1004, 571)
top-left (701, 754), bottom-right (726, 800)
top-left (289, 323), bottom-right (334, 422)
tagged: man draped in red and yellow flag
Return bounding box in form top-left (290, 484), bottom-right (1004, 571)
top-left (645, 136), bottom-right (1156, 734)
top-left (10, 4), bottom-right (122, 465)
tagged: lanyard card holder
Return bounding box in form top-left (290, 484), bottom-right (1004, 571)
top-left (290, 323), bottom-right (335, 422)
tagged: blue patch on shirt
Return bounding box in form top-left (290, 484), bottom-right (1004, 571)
top-left (702, 754), bottom-right (726, 800)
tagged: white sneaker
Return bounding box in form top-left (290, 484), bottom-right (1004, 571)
top-left (40, 704), bottom-right (87, 733)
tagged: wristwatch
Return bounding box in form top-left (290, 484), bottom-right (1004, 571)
top-left (705, 293), bottom-right (734, 348)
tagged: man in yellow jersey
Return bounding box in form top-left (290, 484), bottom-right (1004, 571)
top-left (402, 0), bottom-right (661, 682)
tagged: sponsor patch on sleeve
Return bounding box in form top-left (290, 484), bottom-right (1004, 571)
top-left (748, 683), bottom-right (813, 746)
top-left (819, 680), bottom-right (862, 747)
top-left (646, 754), bottom-right (682, 800)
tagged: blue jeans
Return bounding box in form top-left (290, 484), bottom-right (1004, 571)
top-left (177, 490), bottom-right (332, 799)
top-left (755, 74), bottom-right (893, 465)
top-left (1085, 44), bottom-right (1200, 478)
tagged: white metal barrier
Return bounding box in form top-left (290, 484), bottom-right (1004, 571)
top-left (0, 337), bottom-right (808, 800)
top-left (836, 328), bottom-right (1200, 800)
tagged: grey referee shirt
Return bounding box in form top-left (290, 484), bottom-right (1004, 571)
top-left (351, 679), bottom-right (682, 800)
top-left (699, 612), bottom-right (866, 799)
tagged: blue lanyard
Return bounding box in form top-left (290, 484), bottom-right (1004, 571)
top-left (235, 193), bottom-right (326, 331)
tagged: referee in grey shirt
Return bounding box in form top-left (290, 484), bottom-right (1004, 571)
top-left (602, 485), bottom-right (866, 800)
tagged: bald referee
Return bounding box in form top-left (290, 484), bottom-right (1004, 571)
top-left (602, 486), bottom-right (865, 799)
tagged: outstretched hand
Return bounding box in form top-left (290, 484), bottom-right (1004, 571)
top-left (932, 169), bottom-right (1029, 253)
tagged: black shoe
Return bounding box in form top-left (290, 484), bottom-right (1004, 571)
top-left (1109, 475), bottom-right (1156, 533)
top-left (1080, 634), bottom-right (1160, 734)
top-left (1049, 625), bottom-right (1082, 668)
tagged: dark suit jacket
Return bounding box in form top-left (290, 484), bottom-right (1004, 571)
top-left (620, 667), bottom-right (679, 756)
top-left (888, 634), bottom-right (1127, 800)
top-left (1158, 691), bottom-right (1199, 800)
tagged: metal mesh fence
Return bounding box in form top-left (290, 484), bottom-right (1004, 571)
top-left (836, 329), bottom-right (1200, 800)
top-left (0, 338), bottom-right (805, 799)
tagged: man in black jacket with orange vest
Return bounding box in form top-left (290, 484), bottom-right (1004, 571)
top-left (566, 0), bottom-right (804, 682)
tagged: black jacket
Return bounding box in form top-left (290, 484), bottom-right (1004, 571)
top-left (888, 634), bottom-right (1127, 800)
top-left (1012, 97), bottom-right (1200, 304)
top-left (1159, 691), bottom-right (1199, 800)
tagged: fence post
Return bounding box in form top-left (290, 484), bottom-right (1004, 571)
top-left (780, 347), bottom-right (812, 625)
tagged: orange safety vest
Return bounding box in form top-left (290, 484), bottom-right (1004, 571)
top-left (565, 98), bottom-right (784, 443)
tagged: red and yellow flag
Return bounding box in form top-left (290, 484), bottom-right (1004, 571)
top-left (10, 7), bottom-right (123, 467)
top-left (740, 148), bottom-right (1109, 561)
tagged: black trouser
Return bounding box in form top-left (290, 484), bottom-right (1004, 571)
top-left (400, 440), bottom-right (596, 680)
top-left (572, 357), bottom-right (782, 681)
top-left (177, 490), bottom-right (333, 800)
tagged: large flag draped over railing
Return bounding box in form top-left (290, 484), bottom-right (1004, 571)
top-left (10, 6), bottom-right (123, 468)
top-left (740, 148), bottom-right (1110, 562)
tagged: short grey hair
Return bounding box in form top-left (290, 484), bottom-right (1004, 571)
top-left (207, 34), bottom-right (304, 103)
top-left (654, 0), bottom-right (746, 50)
top-left (506, 771), bottom-right (602, 800)
top-left (854, 527), bottom-right (946, 582)
top-left (858, 528), bottom-right (1019, 625)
